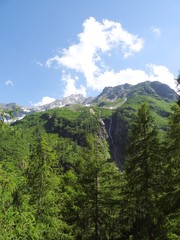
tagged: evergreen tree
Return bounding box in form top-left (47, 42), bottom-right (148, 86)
top-left (124, 103), bottom-right (162, 240)
top-left (74, 134), bottom-right (122, 239)
top-left (162, 104), bottom-right (180, 239)
top-left (0, 123), bottom-right (35, 239)
top-left (27, 132), bottom-right (72, 239)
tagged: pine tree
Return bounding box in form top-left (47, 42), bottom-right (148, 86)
top-left (0, 123), bottom-right (35, 239)
top-left (162, 104), bottom-right (180, 239)
top-left (27, 132), bottom-right (72, 239)
top-left (74, 134), bottom-right (122, 239)
top-left (124, 103), bottom-right (162, 240)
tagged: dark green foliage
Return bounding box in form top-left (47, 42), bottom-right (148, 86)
top-left (0, 100), bottom-right (179, 239)
top-left (0, 124), bottom-right (35, 239)
top-left (161, 104), bottom-right (180, 239)
top-left (74, 134), bottom-right (122, 239)
top-left (124, 104), bottom-right (162, 239)
top-left (14, 107), bottom-right (101, 147)
top-left (27, 132), bottom-right (72, 239)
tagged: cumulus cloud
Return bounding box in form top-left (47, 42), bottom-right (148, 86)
top-left (5, 80), bottom-right (14, 87)
top-left (62, 74), bottom-right (87, 97)
top-left (92, 65), bottom-right (176, 90)
top-left (93, 68), bottom-right (148, 90)
top-left (34, 96), bottom-right (56, 106)
top-left (151, 26), bottom-right (161, 38)
top-left (147, 64), bottom-right (176, 89)
top-left (46, 17), bottom-right (144, 70)
top-left (46, 17), bottom-right (144, 96)
top-left (46, 17), bottom-right (175, 96)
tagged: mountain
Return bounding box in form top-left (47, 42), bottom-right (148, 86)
top-left (0, 81), bottom-right (177, 122)
top-left (33, 94), bottom-right (90, 111)
top-left (94, 83), bottom-right (131, 101)
top-left (93, 81), bottom-right (177, 107)
top-left (9, 81), bottom-right (177, 168)
top-left (95, 81), bottom-right (177, 167)
top-left (1, 81), bottom-right (179, 239)
top-left (0, 94), bottom-right (93, 122)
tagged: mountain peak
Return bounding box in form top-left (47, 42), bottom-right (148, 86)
top-left (149, 81), bottom-right (177, 100)
top-left (95, 81), bottom-right (177, 102)
top-left (94, 83), bottom-right (132, 102)
top-left (0, 81), bottom-right (178, 121)
top-left (126, 81), bottom-right (177, 101)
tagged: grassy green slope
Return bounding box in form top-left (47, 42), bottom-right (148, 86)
top-left (122, 95), bottom-right (173, 130)
top-left (12, 90), bottom-right (175, 167)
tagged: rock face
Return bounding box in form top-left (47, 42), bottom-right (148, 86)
top-left (5, 80), bottom-right (178, 168)
top-left (0, 94), bottom-right (88, 121)
top-left (94, 81), bottom-right (177, 168)
top-left (33, 94), bottom-right (87, 111)
top-left (149, 81), bottom-right (177, 100)
top-left (0, 81), bottom-right (178, 121)
top-left (93, 83), bottom-right (131, 101)
top-left (94, 81), bottom-right (177, 102)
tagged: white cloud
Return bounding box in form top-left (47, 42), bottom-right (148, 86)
top-left (46, 17), bottom-right (144, 95)
top-left (147, 64), bottom-right (176, 89)
top-left (151, 26), bottom-right (161, 37)
top-left (62, 74), bottom-right (87, 97)
top-left (32, 59), bottom-right (43, 67)
top-left (61, 64), bottom-right (175, 94)
top-left (90, 65), bottom-right (176, 91)
top-left (46, 17), bottom-right (175, 96)
top-left (5, 80), bottom-right (14, 86)
top-left (34, 96), bottom-right (56, 106)
top-left (93, 68), bottom-right (149, 90)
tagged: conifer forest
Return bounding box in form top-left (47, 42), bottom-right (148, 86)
top-left (0, 77), bottom-right (180, 239)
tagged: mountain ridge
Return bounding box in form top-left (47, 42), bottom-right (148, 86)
top-left (0, 81), bottom-right (178, 121)
top-left (10, 80), bottom-right (178, 168)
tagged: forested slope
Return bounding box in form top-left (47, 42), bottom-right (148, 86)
top-left (0, 81), bottom-right (179, 239)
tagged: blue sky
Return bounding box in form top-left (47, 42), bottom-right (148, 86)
top-left (0, 0), bottom-right (180, 106)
